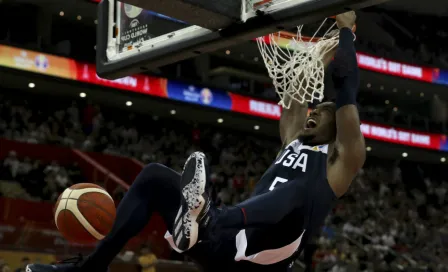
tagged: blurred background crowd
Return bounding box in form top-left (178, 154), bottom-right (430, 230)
top-left (0, 89), bottom-right (447, 272)
top-left (356, 12), bottom-right (448, 69)
top-left (0, 0), bottom-right (447, 271)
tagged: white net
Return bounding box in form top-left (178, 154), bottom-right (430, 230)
top-left (256, 18), bottom-right (340, 108)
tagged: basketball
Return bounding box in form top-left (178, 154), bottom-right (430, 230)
top-left (54, 183), bottom-right (116, 244)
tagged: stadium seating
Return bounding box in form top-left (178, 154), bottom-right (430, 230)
top-left (1, 3), bottom-right (447, 271)
top-left (0, 88), bottom-right (446, 271)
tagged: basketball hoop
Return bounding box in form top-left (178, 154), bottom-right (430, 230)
top-left (250, 2), bottom-right (356, 108)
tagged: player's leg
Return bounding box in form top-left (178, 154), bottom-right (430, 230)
top-left (174, 152), bottom-right (306, 251)
top-left (227, 178), bottom-right (307, 227)
top-left (171, 151), bottom-right (214, 251)
top-left (81, 163), bottom-right (183, 271)
top-left (27, 163), bottom-right (183, 272)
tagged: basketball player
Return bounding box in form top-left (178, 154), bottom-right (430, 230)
top-left (27, 11), bottom-right (364, 272)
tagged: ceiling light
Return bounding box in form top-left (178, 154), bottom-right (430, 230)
top-left (393, 107), bottom-right (398, 112)
top-left (254, 125), bottom-right (260, 130)
top-left (125, 101), bottom-right (132, 106)
top-left (79, 92), bottom-right (86, 98)
top-left (217, 118), bottom-right (224, 123)
top-left (170, 109), bottom-right (176, 115)
top-left (225, 50), bottom-right (230, 55)
top-left (402, 152), bottom-right (408, 158)
top-left (77, 15), bottom-right (82, 20)
top-left (441, 157), bottom-right (446, 163)
top-left (94, 19), bottom-right (98, 24)
top-left (385, 100), bottom-right (389, 105)
top-left (380, 85), bottom-right (384, 90)
top-left (392, 88), bottom-right (397, 92)
top-left (367, 83), bottom-right (371, 88)
top-left (366, 146), bottom-right (372, 151)
top-left (420, 92), bottom-right (424, 97)
top-left (28, 82), bottom-right (35, 88)
top-left (59, 11), bottom-right (64, 16)
top-left (406, 90), bottom-right (410, 95)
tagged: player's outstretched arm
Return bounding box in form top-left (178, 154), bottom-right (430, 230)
top-left (327, 11), bottom-right (366, 198)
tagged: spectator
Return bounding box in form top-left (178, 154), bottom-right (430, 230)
top-left (0, 90), bottom-right (446, 270)
top-left (217, 188), bottom-right (231, 206)
top-left (44, 161), bottom-right (60, 176)
top-left (82, 100), bottom-right (96, 135)
top-left (17, 157), bottom-right (32, 178)
top-left (3, 151), bottom-right (19, 180)
top-left (42, 173), bottom-right (60, 202)
top-left (0, 258), bottom-right (5, 271)
top-left (67, 101), bottom-right (79, 124)
top-left (55, 168), bottom-right (70, 189)
top-left (14, 257), bottom-right (29, 272)
top-left (138, 245), bottom-right (157, 272)
top-left (67, 162), bottom-right (83, 183)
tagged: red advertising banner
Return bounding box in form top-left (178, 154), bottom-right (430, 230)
top-left (356, 52), bottom-right (434, 82)
top-left (230, 93), bottom-right (283, 120)
top-left (256, 36), bottom-right (437, 83)
top-left (360, 122), bottom-right (443, 150)
top-left (0, 45), bottom-right (447, 151)
top-left (74, 62), bottom-right (168, 98)
top-left (229, 94), bottom-right (446, 150)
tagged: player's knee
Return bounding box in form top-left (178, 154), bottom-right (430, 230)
top-left (134, 163), bottom-right (166, 189)
top-left (143, 162), bottom-right (165, 174)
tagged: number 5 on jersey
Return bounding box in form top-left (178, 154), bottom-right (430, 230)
top-left (269, 177), bottom-right (288, 191)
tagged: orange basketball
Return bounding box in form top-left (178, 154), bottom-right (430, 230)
top-left (54, 183), bottom-right (116, 244)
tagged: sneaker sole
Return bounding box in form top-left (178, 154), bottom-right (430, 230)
top-left (173, 152), bottom-right (208, 251)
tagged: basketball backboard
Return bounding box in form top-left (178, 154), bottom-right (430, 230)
top-left (96, 0), bottom-right (390, 79)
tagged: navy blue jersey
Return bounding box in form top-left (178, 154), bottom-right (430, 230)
top-left (234, 139), bottom-right (337, 265)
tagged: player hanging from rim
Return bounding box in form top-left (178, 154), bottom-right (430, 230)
top-left (27, 11), bottom-right (365, 272)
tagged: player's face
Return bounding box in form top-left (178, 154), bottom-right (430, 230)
top-left (298, 102), bottom-right (337, 145)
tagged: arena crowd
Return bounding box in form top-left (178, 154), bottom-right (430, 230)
top-left (0, 90), bottom-right (446, 272)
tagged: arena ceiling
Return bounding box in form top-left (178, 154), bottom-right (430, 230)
top-left (380, 0), bottom-right (448, 16)
top-left (4, 0), bottom-right (448, 20)
top-left (3, 0), bottom-right (447, 103)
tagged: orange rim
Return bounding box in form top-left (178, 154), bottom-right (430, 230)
top-left (274, 31), bottom-right (321, 42)
top-left (253, 0), bottom-right (273, 8)
top-left (250, 6), bottom-right (357, 33)
top-left (274, 18), bottom-right (356, 43)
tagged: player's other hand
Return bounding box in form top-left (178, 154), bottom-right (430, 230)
top-left (336, 11), bottom-right (356, 30)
